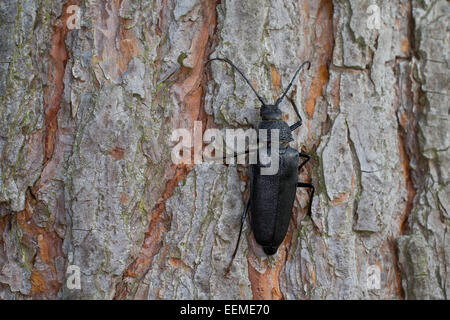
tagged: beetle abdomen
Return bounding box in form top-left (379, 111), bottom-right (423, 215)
top-left (250, 147), bottom-right (299, 254)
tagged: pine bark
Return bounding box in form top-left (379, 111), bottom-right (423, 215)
top-left (0, 0), bottom-right (448, 299)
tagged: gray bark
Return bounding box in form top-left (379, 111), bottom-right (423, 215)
top-left (0, 0), bottom-right (448, 299)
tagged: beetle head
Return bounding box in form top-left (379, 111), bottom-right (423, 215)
top-left (259, 104), bottom-right (294, 144)
top-left (260, 104), bottom-right (282, 121)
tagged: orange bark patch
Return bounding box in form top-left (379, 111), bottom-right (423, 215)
top-left (401, 38), bottom-right (410, 55)
top-left (37, 234), bottom-right (53, 265)
top-left (16, 201), bottom-right (44, 235)
top-left (92, 0), bottom-right (141, 81)
top-left (169, 257), bottom-right (191, 273)
top-left (173, 1), bottom-right (216, 104)
top-left (185, 87), bottom-right (204, 124)
top-left (16, 192), bottom-right (64, 299)
top-left (0, 216), bottom-right (7, 234)
top-left (252, 80), bottom-right (258, 91)
top-left (399, 109), bottom-right (409, 127)
top-left (304, 0), bottom-right (333, 119)
top-left (44, 0), bottom-right (80, 163)
top-left (331, 192), bottom-right (348, 205)
top-left (118, 19), bottom-right (141, 74)
top-left (247, 255), bottom-right (284, 300)
top-left (109, 146), bottom-right (126, 160)
top-left (30, 271), bottom-right (47, 294)
top-left (270, 65), bottom-right (282, 99)
top-left (397, 134), bottom-right (415, 234)
top-left (239, 175), bottom-right (250, 182)
top-left (247, 229), bottom-right (294, 299)
top-left (120, 192), bottom-right (130, 205)
top-left (331, 174), bottom-right (355, 205)
top-left (311, 267), bottom-right (317, 287)
top-left (247, 264), bottom-right (281, 299)
top-left (384, 239), bottom-right (405, 299)
top-left (305, 64), bottom-right (329, 117)
top-left (22, 3), bottom-right (76, 298)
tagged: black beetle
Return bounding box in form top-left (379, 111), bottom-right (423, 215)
top-left (206, 58), bottom-right (314, 271)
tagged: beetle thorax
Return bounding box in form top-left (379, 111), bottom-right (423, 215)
top-left (259, 105), bottom-right (293, 143)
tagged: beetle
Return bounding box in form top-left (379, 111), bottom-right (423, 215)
top-left (206, 58), bottom-right (315, 270)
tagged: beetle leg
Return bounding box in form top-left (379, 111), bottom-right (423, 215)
top-left (298, 152), bottom-right (310, 171)
top-left (289, 121), bottom-right (302, 131)
top-left (224, 199), bottom-right (250, 277)
top-left (287, 96), bottom-right (303, 132)
top-left (297, 182), bottom-right (315, 217)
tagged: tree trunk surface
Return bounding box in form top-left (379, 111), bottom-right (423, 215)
top-left (0, 0), bottom-right (448, 299)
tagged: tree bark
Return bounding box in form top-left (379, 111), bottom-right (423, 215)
top-left (0, 0), bottom-right (448, 299)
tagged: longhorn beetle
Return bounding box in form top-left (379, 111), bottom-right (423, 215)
top-left (206, 58), bottom-right (314, 273)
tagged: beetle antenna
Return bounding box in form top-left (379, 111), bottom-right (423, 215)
top-left (275, 61), bottom-right (310, 107)
top-left (224, 199), bottom-right (250, 277)
top-left (224, 219), bottom-right (244, 277)
top-left (206, 58), bottom-right (267, 106)
top-left (287, 96), bottom-right (302, 123)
